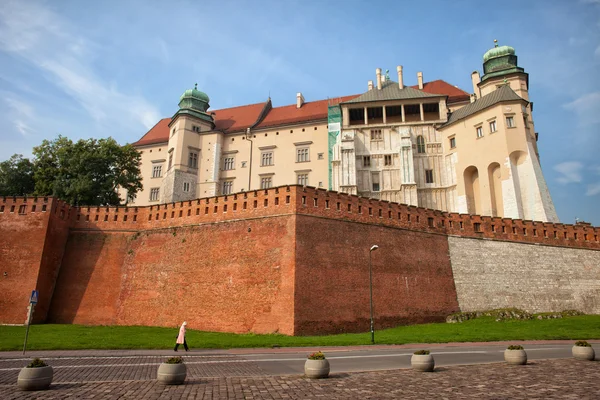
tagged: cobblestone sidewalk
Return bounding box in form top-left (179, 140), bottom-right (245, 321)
top-left (1, 358), bottom-right (598, 399)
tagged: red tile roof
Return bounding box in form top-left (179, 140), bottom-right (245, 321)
top-left (133, 102), bottom-right (268, 146)
top-left (132, 80), bottom-right (468, 146)
top-left (256, 95), bottom-right (357, 129)
top-left (133, 118), bottom-right (171, 146)
top-left (213, 102), bottom-right (267, 132)
top-left (412, 80), bottom-right (470, 103)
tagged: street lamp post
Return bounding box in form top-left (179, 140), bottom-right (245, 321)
top-left (369, 244), bottom-right (379, 344)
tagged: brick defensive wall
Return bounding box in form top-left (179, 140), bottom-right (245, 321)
top-left (1, 187), bottom-right (598, 334)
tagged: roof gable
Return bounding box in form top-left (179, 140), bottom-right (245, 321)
top-left (439, 85), bottom-right (526, 128)
top-left (415, 80), bottom-right (470, 103)
top-left (343, 80), bottom-right (441, 104)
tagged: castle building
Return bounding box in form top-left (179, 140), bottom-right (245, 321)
top-left (130, 41), bottom-right (558, 222)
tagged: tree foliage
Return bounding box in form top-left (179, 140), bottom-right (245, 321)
top-left (0, 154), bottom-right (36, 196)
top-left (0, 136), bottom-right (142, 206)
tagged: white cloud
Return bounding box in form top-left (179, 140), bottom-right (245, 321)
top-left (0, 1), bottom-right (160, 131)
top-left (563, 92), bottom-right (600, 125)
top-left (586, 183), bottom-right (600, 196)
top-left (554, 161), bottom-right (584, 184)
top-left (3, 96), bottom-right (35, 136)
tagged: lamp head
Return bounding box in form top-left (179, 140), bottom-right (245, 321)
top-left (370, 245), bottom-right (379, 252)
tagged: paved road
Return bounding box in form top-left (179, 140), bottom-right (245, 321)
top-left (0, 341), bottom-right (598, 399)
top-left (239, 343), bottom-right (580, 375)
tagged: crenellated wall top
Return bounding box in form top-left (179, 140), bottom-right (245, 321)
top-left (1, 187), bottom-right (598, 250)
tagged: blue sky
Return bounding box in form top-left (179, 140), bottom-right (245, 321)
top-left (0, 0), bottom-right (598, 224)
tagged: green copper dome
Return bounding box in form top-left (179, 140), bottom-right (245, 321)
top-left (481, 40), bottom-right (523, 81)
top-left (178, 83), bottom-right (210, 112)
top-left (483, 41), bottom-right (516, 62)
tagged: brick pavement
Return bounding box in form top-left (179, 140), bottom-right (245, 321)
top-left (1, 357), bottom-right (598, 399)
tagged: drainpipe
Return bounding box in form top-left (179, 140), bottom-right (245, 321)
top-left (245, 128), bottom-right (253, 191)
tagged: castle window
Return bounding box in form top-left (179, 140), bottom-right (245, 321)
top-left (168, 150), bottom-right (173, 170)
top-left (149, 188), bottom-right (160, 202)
top-left (425, 169), bottom-right (434, 184)
top-left (489, 120), bottom-right (497, 133)
top-left (188, 151), bottom-right (198, 168)
top-left (371, 172), bottom-right (380, 192)
top-left (261, 151), bottom-right (273, 166)
top-left (223, 157), bottom-right (235, 170)
top-left (318, 153), bottom-right (324, 160)
top-left (18, 205), bottom-right (27, 214)
top-left (416, 135), bottom-right (426, 153)
top-left (297, 173), bottom-right (308, 186)
top-left (222, 181), bottom-right (233, 195)
top-left (296, 147), bottom-right (309, 163)
top-left (474, 223), bottom-right (482, 232)
top-left (363, 156), bottom-right (371, 167)
top-left (506, 116), bottom-right (515, 128)
top-left (260, 176), bottom-right (272, 189)
top-left (152, 165), bottom-right (162, 178)
top-left (476, 126), bottom-right (483, 138)
top-left (384, 155), bottom-right (392, 166)
top-left (183, 182), bottom-right (190, 192)
top-left (370, 129), bottom-right (382, 141)
top-left (449, 137), bottom-right (456, 149)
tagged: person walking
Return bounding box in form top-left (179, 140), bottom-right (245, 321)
top-left (174, 321), bottom-right (189, 352)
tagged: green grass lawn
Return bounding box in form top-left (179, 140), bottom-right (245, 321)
top-left (1, 315), bottom-right (599, 351)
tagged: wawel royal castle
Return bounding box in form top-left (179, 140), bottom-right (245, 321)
top-left (130, 41), bottom-right (558, 222)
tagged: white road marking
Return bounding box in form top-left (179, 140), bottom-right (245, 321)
top-left (0, 347), bottom-right (570, 371)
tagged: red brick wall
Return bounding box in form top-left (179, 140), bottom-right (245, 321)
top-left (294, 214), bottom-right (460, 335)
top-left (2, 187), bottom-right (599, 334)
top-left (49, 215), bottom-right (297, 335)
top-left (47, 231), bottom-right (131, 325)
top-left (34, 201), bottom-right (71, 322)
top-left (0, 197), bottom-right (55, 324)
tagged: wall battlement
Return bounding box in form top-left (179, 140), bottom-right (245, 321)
top-left (2, 186), bottom-right (599, 250)
top-left (1, 188), bottom-right (599, 333)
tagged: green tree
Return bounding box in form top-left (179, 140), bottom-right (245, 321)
top-left (32, 136), bottom-right (142, 205)
top-left (0, 154), bottom-right (36, 196)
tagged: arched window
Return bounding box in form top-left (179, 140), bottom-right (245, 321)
top-left (416, 135), bottom-right (425, 154)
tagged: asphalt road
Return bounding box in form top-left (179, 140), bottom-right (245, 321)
top-left (239, 343), bottom-right (585, 375)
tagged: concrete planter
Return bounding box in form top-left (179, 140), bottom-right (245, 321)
top-left (572, 346), bottom-right (595, 361)
top-left (304, 359), bottom-right (330, 379)
top-left (157, 362), bottom-right (186, 385)
top-left (17, 366), bottom-right (53, 391)
top-left (411, 354), bottom-right (435, 372)
top-left (504, 349), bottom-right (527, 365)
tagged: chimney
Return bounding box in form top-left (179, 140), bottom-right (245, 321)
top-left (470, 93), bottom-right (477, 103)
top-left (417, 72), bottom-right (423, 90)
top-left (471, 71), bottom-right (481, 98)
top-left (397, 66), bottom-right (404, 89)
top-left (296, 92), bottom-right (305, 109)
top-left (368, 80), bottom-right (374, 91)
top-left (376, 68), bottom-right (382, 90)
